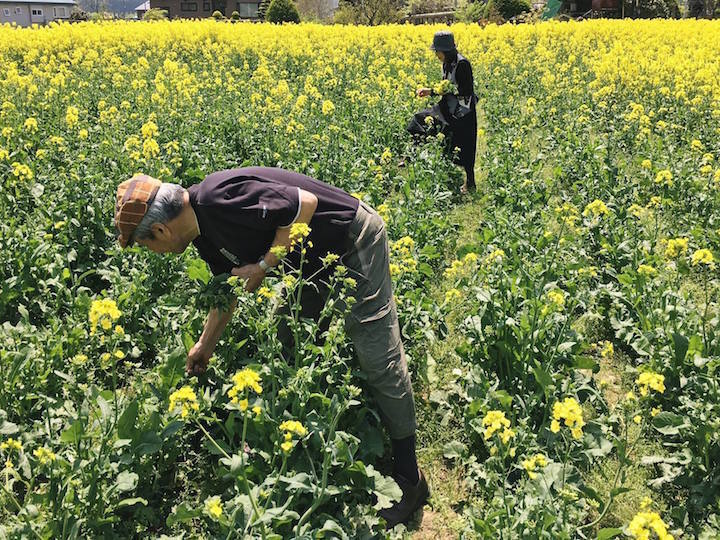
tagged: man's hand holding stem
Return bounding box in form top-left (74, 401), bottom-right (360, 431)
top-left (185, 189), bottom-right (318, 376)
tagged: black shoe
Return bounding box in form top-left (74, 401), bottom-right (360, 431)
top-left (379, 468), bottom-right (429, 529)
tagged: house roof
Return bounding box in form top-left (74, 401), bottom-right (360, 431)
top-left (0, 0), bottom-right (76, 4)
top-left (135, 0), bottom-right (149, 9)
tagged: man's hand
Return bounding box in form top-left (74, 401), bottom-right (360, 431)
top-left (417, 88), bottom-right (432, 98)
top-left (187, 341), bottom-right (213, 375)
top-left (231, 263), bottom-right (265, 292)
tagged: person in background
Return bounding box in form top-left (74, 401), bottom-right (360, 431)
top-left (417, 30), bottom-right (478, 194)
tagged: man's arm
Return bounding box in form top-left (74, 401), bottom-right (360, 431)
top-left (186, 189), bottom-right (318, 375)
top-left (186, 297), bottom-right (237, 375)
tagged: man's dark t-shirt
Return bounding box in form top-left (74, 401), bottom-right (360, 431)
top-left (187, 167), bottom-right (360, 279)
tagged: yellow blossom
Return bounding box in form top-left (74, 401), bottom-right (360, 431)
top-left (482, 410), bottom-right (512, 442)
top-left (583, 199), bottom-right (610, 218)
top-left (551, 397), bottom-right (585, 439)
top-left (445, 288), bottom-right (462, 303)
top-left (89, 298), bottom-right (122, 335)
top-left (168, 386), bottom-right (199, 419)
top-left (663, 237), bottom-right (688, 259)
top-left (627, 511), bottom-right (674, 540)
top-left (204, 496), bottom-right (223, 519)
top-left (228, 368), bottom-right (263, 403)
top-left (599, 341), bottom-right (614, 359)
top-left (0, 438), bottom-right (22, 452)
top-left (654, 169), bottom-right (673, 186)
top-left (321, 100), bottom-right (335, 115)
top-left (33, 447), bottom-right (56, 465)
top-left (691, 248), bottom-right (715, 268)
top-left (636, 371), bottom-right (665, 396)
top-left (289, 223), bottom-right (311, 246)
top-left (279, 420), bottom-right (307, 437)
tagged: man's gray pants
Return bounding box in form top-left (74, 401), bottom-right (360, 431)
top-left (278, 201), bottom-right (417, 440)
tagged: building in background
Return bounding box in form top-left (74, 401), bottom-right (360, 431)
top-left (135, 0), bottom-right (148, 15)
top-left (0, 0), bottom-right (76, 25)
top-left (147, 0), bottom-right (262, 18)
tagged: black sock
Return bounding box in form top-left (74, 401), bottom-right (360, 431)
top-left (391, 435), bottom-right (419, 484)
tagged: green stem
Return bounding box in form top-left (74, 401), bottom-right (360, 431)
top-left (294, 403), bottom-right (346, 532)
top-left (196, 418), bottom-right (265, 538)
top-left (0, 482), bottom-right (43, 539)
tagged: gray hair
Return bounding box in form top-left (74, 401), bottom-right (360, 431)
top-left (133, 182), bottom-right (186, 241)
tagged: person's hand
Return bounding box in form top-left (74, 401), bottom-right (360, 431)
top-left (416, 88), bottom-right (432, 98)
top-left (231, 263), bottom-right (265, 292)
top-left (186, 341), bottom-right (213, 376)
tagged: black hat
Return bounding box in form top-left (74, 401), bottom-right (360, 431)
top-left (430, 31), bottom-right (456, 52)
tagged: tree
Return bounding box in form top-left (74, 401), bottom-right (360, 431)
top-left (70, 7), bottom-right (90, 19)
top-left (143, 7), bottom-right (168, 18)
top-left (258, 0), bottom-right (271, 17)
top-left (265, 0), bottom-right (301, 21)
top-left (492, 0), bottom-right (531, 19)
top-left (334, 0), bottom-right (403, 24)
top-left (296, 0), bottom-right (335, 20)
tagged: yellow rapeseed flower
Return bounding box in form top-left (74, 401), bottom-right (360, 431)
top-left (89, 298), bottom-right (122, 335)
top-left (168, 386), bottom-right (199, 419)
top-left (204, 496), bottom-right (223, 519)
top-left (627, 511), bottom-right (674, 540)
top-left (551, 397), bottom-right (585, 439)
top-left (583, 199), bottom-right (610, 218)
top-left (33, 447), bottom-right (56, 465)
top-left (636, 371), bottom-right (665, 396)
top-left (691, 248), bottom-right (715, 268)
top-left (0, 438), bottom-right (22, 452)
top-left (228, 368), bottom-right (263, 404)
top-left (663, 237), bottom-right (688, 259)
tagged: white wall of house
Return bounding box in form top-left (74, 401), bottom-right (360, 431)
top-left (0, 2), bottom-right (73, 25)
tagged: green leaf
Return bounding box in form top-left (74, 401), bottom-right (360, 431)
top-left (366, 465), bottom-right (402, 511)
top-left (159, 346), bottom-right (186, 391)
top-left (596, 528), bottom-right (623, 540)
top-left (161, 420), bottom-right (184, 440)
top-left (652, 412), bottom-right (686, 436)
top-left (0, 419), bottom-right (19, 435)
top-left (490, 390), bottom-right (513, 409)
top-left (166, 502), bottom-right (202, 526)
top-left (187, 258), bottom-right (211, 285)
top-left (117, 400), bottom-right (139, 440)
top-left (532, 364), bottom-right (553, 393)
top-left (115, 471), bottom-right (138, 493)
top-left (280, 473), bottom-right (314, 493)
top-left (557, 341), bottom-right (576, 353)
top-left (60, 420), bottom-right (85, 444)
top-left (318, 519), bottom-right (348, 539)
top-left (182, 332), bottom-right (195, 354)
top-left (136, 432), bottom-right (163, 455)
top-left (116, 497), bottom-right (147, 508)
top-left (672, 333), bottom-right (689, 364)
top-left (610, 487), bottom-right (631, 497)
top-left (443, 440), bottom-right (467, 459)
top-left (572, 356), bottom-right (599, 372)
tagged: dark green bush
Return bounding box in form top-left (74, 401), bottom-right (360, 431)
top-left (493, 0), bottom-right (530, 19)
top-left (265, 0), bottom-right (301, 22)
